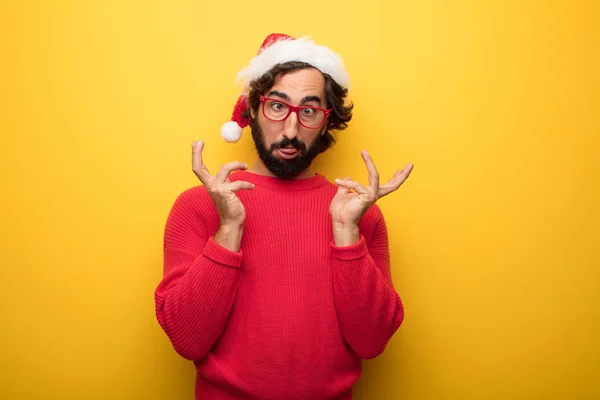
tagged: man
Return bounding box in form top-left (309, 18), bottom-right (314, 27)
top-left (155, 33), bottom-right (414, 399)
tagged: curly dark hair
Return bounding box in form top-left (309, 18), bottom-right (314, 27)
top-left (241, 61), bottom-right (353, 153)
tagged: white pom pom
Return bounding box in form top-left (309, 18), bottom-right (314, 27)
top-left (221, 121), bottom-right (243, 143)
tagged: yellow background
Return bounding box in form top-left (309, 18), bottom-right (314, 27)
top-left (1, 1), bottom-right (599, 399)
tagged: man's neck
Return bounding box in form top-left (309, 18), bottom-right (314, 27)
top-left (248, 159), bottom-right (316, 179)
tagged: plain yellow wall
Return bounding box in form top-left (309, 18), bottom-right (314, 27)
top-left (1, 1), bottom-right (599, 399)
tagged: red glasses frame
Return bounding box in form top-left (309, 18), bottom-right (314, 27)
top-left (259, 95), bottom-right (332, 130)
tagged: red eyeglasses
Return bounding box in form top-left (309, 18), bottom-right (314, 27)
top-left (260, 95), bottom-right (332, 129)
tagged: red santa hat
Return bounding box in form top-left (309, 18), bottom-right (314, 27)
top-left (220, 33), bottom-right (351, 143)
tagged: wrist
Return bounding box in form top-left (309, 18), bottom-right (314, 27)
top-left (215, 222), bottom-right (244, 252)
top-left (220, 218), bottom-right (244, 229)
top-left (332, 223), bottom-right (360, 247)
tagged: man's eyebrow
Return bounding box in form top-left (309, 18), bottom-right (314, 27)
top-left (267, 91), bottom-right (323, 106)
top-left (300, 95), bottom-right (322, 105)
top-left (267, 91), bottom-right (290, 101)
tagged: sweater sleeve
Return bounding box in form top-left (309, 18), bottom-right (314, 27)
top-left (330, 206), bottom-right (404, 359)
top-left (154, 188), bottom-right (242, 361)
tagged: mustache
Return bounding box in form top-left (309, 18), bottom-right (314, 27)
top-left (270, 137), bottom-right (307, 152)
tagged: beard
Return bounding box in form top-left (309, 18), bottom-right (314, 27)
top-left (249, 118), bottom-right (323, 179)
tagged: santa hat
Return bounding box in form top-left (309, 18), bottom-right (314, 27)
top-left (220, 33), bottom-right (350, 143)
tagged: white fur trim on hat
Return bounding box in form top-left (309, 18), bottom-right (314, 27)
top-left (236, 36), bottom-right (350, 90)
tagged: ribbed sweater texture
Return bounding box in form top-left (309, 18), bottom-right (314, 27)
top-left (155, 170), bottom-right (404, 399)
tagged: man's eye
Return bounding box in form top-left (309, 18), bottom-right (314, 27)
top-left (302, 108), bottom-right (315, 115)
top-left (272, 103), bottom-right (285, 111)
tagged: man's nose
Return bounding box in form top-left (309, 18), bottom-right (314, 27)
top-left (282, 111), bottom-right (299, 140)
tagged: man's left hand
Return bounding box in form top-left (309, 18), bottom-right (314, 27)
top-left (329, 150), bottom-right (413, 246)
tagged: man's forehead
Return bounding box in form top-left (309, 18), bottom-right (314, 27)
top-left (270, 69), bottom-right (326, 97)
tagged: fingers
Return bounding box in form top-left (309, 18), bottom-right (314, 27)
top-left (361, 150), bottom-right (380, 193)
top-left (192, 140), bottom-right (250, 188)
top-left (226, 180), bottom-right (255, 192)
top-left (402, 163), bottom-right (414, 180)
top-left (378, 185), bottom-right (397, 198)
top-left (389, 164), bottom-right (414, 186)
top-left (214, 161), bottom-right (249, 184)
top-left (379, 164), bottom-right (414, 198)
top-left (335, 177), bottom-right (370, 196)
top-left (192, 140), bottom-right (211, 183)
top-left (334, 150), bottom-right (379, 199)
top-left (335, 176), bottom-right (351, 196)
top-left (336, 152), bottom-right (414, 200)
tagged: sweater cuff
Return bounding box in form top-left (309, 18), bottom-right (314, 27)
top-left (330, 235), bottom-right (368, 261)
top-left (202, 236), bottom-right (243, 268)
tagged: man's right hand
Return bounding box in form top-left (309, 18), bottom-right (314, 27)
top-left (192, 140), bottom-right (254, 251)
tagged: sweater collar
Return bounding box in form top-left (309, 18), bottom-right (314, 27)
top-left (231, 170), bottom-right (329, 191)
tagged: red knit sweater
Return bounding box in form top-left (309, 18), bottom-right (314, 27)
top-left (155, 170), bottom-right (404, 399)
